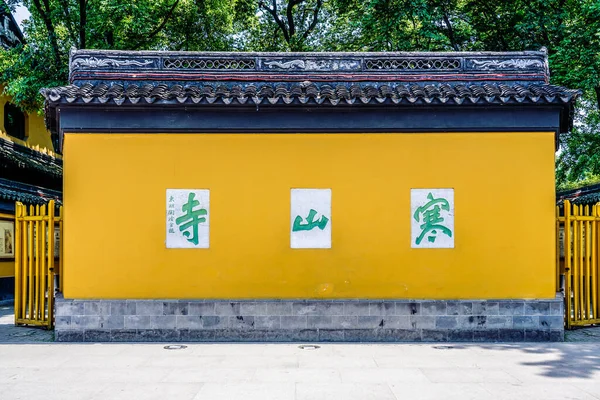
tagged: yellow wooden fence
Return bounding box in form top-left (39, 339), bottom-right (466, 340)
top-left (557, 200), bottom-right (600, 329)
top-left (14, 201), bottom-right (63, 329)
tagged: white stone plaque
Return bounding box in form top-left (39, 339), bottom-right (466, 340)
top-left (166, 189), bottom-right (210, 248)
top-left (411, 188), bottom-right (454, 248)
top-left (291, 189), bottom-right (331, 249)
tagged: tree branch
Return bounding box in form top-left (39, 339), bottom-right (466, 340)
top-left (79, 0), bottom-right (87, 49)
top-left (287, 0), bottom-right (304, 37)
top-left (442, 12), bottom-right (459, 51)
top-left (58, 0), bottom-right (78, 46)
top-left (301, 0), bottom-right (322, 41)
top-left (132, 0), bottom-right (181, 50)
top-left (32, 0), bottom-right (62, 70)
top-left (259, 0), bottom-right (290, 43)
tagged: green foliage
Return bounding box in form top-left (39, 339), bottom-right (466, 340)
top-left (1, 0), bottom-right (600, 187)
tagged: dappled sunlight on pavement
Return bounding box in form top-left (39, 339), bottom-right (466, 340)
top-left (1, 342), bottom-right (600, 399)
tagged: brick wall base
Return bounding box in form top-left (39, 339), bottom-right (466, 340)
top-left (54, 295), bottom-right (564, 342)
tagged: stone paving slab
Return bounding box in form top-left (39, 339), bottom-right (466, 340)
top-left (1, 342), bottom-right (600, 399)
top-left (0, 304), bottom-right (53, 343)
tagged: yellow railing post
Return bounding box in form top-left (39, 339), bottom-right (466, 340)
top-left (59, 205), bottom-right (63, 294)
top-left (14, 203), bottom-right (21, 324)
top-left (47, 200), bottom-right (55, 329)
top-left (564, 200), bottom-right (572, 329)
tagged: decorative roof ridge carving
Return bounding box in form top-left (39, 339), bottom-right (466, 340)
top-left (68, 49), bottom-right (551, 84)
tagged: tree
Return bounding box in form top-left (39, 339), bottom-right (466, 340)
top-left (0, 0), bottom-right (241, 111)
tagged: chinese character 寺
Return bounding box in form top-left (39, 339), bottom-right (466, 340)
top-left (413, 192), bottom-right (452, 245)
top-left (175, 192), bottom-right (207, 245)
top-left (293, 209), bottom-right (329, 232)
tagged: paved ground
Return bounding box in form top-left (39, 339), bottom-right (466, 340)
top-left (2, 302), bottom-right (600, 399)
top-left (0, 304), bottom-right (53, 343)
top-left (1, 342), bottom-right (600, 399)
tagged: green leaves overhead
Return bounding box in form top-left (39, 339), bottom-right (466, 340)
top-left (1, 0), bottom-right (599, 187)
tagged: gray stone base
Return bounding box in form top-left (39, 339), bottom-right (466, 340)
top-left (54, 295), bottom-right (564, 343)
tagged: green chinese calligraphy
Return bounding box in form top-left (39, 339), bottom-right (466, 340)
top-left (175, 192), bottom-right (207, 245)
top-left (413, 193), bottom-right (452, 245)
top-left (293, 209), bottom-right (329, 232)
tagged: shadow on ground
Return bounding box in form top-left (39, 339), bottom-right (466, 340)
top-left (0, 303), bottom-right (54, 343)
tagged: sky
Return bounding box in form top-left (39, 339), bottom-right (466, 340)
top-left (13, 5), bottom-right (30, 31)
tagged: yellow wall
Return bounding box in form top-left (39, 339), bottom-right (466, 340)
top-left (63, 132), bottom-right (556, 300)
top-left (0, 92), bottom-right (55, 152)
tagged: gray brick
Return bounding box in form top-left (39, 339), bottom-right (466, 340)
top-left (189, 302), bottom-right (215, 316)
top-left (396, 302), bottom-right (420, 315)
top-left (539, 316), bottom-right (564, 330)
top-left (137, 329), bottom-right (180, 342)
top-left (446, 301), bottom-right (472, 315)
top-left (473, 301), bottom-right (499, 315)
top-left (448, 330), bottom-right (474, 342)
top-left (110, 301), bottom-right (136, 316)
top-left (151, 316), bottom-right (177, 329)
top-left (239, 302), bottom-right (268, 316)
top-left (72, 315), bottom-right (101, 330)
top-left (436, 316), bottom-right (458, 329)
top-left (99, 315), bottom-right (124, 329)
top-left (550, 302), bottom-right (563, 316)
top-left (55, 316), bottom-right (72, 329)
top-left (176, 315), bottom-right (203, 329)
top-left (265, 302), bottom-right (292, 315)
top-left (136, 301), bottom-right (163, 316)
top-left (499, 302), bottom-right (524, 316)
top-left (84, 330), bottom-right (111, 342)
top-left (474, 329), bottom-right (499, 342)
top-left (56, 300), bottom-right (84, 316)
top-left (255, 316), bottom-right (280, 329)
top-left (202, 316), bottom-right (228, 330)
top-left (368, 302), bottom-right (395, 316)
top-left (458, 315), bottom-right (488, 329)
top-left (383, 316), bottom-right (412, 329)
top-left (319, 330), bottom-right (345, 342)
top-left (281, 316), bottom-right (307, 329)
top-left (229, 316), bottom-right (255, 330)
top-left (83, 301), bottom-right (110, 316)
top-left (524, 301), bottom-right (551, 316)
top-left (110, 330), bottom-right (137, 342)
top-left (331, 316), bottom-right (357, 329)
top-left (391, 329), bottom-right (422, 341)
top-left (421, 302), bottom-right (446, 316)
top-left (513, 316), bottom-right (539, 329)
top-left (410, 316), bottom-right (436, 329)
top-left (525, 329), bottom-right (563, 342)
top-left (180, 330), bottom-right (215, 341)
top-left (357, 316), bottom-right (384, 329)
top-left (344, 302), bottom-right (371, 316)
top-left (485, 316), bottom-right (512, 329)
top-left (56, 330), bottom-right (84, 342)
top-left (307, 316), bottom-right (333, 329)
top-left (215, 302), bottom-right (240, 316)
top-left (163, 301), bottom-right (188, 315)
top-left (293, 302), bottom-right (343, 316)
top-left (498, 329), bottom-right (525, 342)
top-left (422, 330), bottom-right (448, 342)
top-left (125, 315), bottom-right (151, 329)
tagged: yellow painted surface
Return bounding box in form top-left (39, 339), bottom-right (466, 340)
top-left (0, 91), bottom-right (56, 153)
top-left (63, 132), bottom-right (556, 300)
top-left (0, 261), bottom-right (13, 278)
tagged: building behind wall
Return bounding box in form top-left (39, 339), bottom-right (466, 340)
top-left (0, 3), bottom-right (62, 300)
top-left (44, 49), bottom-right (577, 342)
